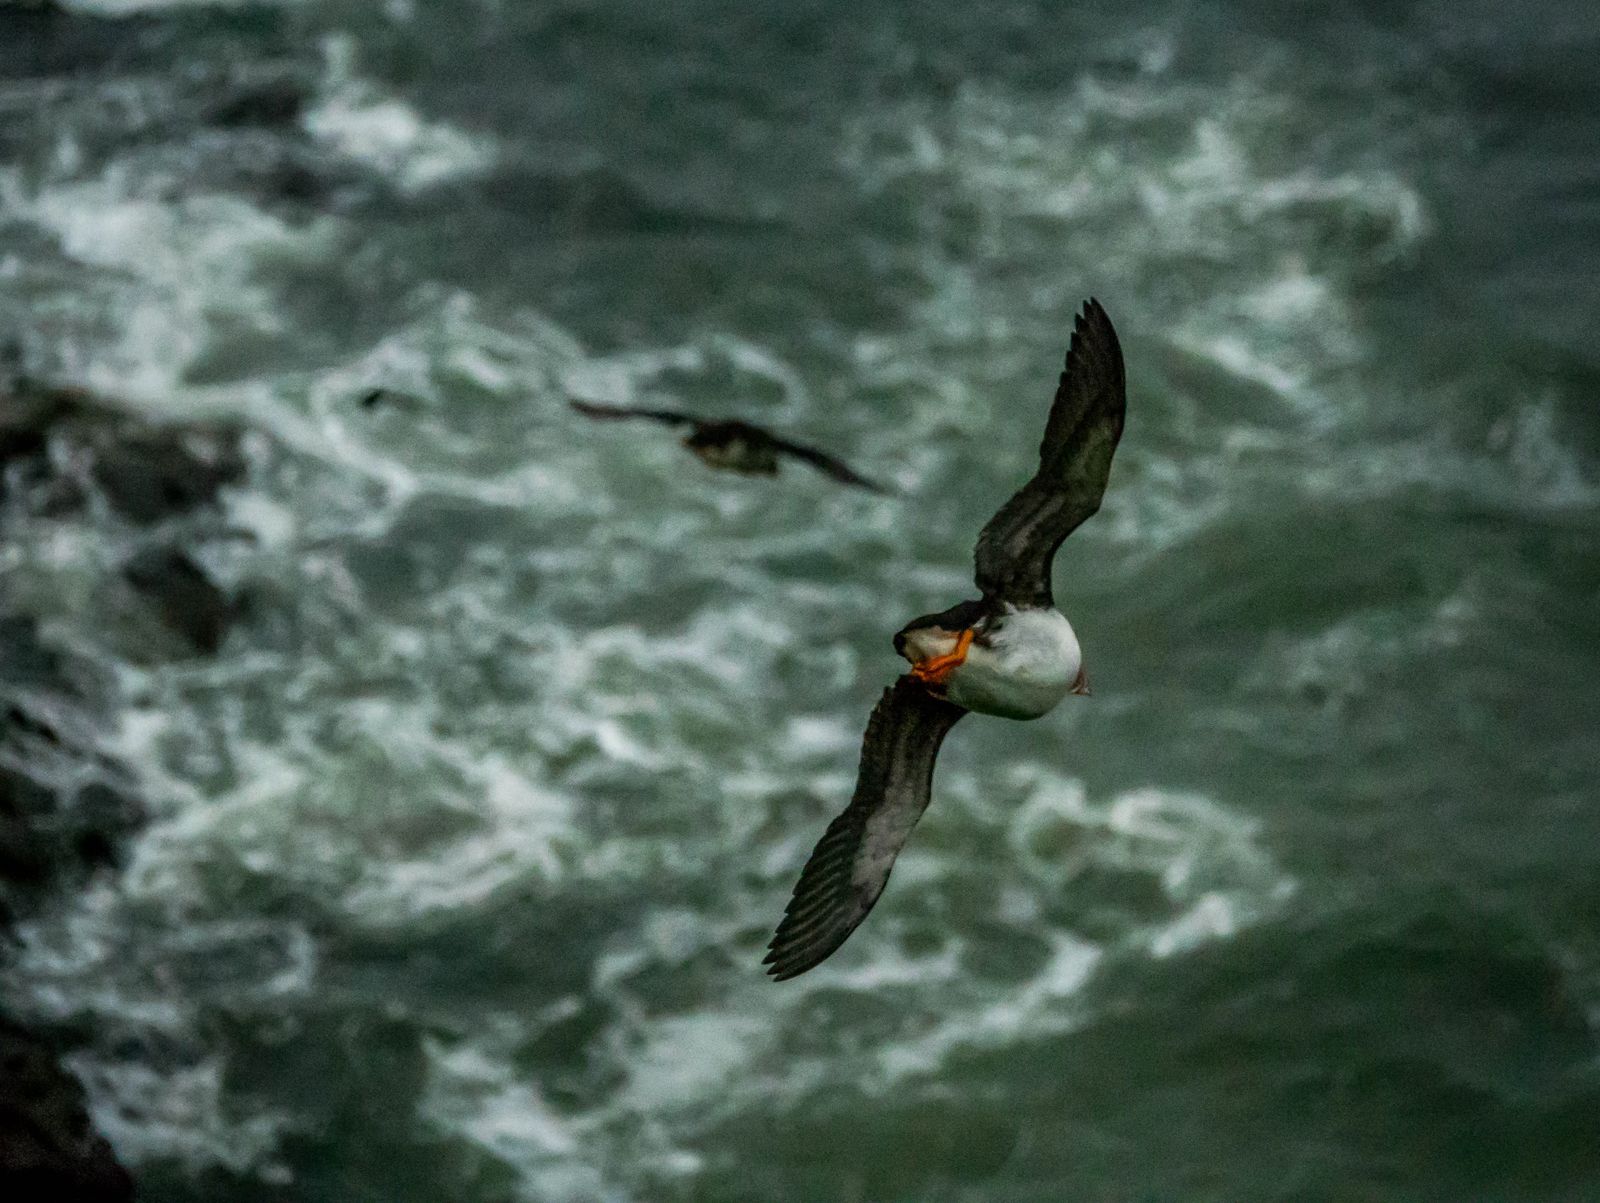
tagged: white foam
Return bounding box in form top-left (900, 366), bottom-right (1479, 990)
top-left (1149, 891), bottom-right (1248, 958)
top-left (420, 1041), bottom-right (613, 1203)
top-left (0, 167), bottom-right (336, 396)
top-left (345, 757), bottom-right (577, 927)
top-left (303, 35), bottom-right (498, 195)
top-left (1007, 775), bottom-right (1291, 942)
top-left (68, 1053), bottom-right (290, 1179)
top-left (836, 69), bottom-right (1433, 436)
top-left (620, 1012), bottom-right (772, 1116)
top-left (1491, 398), bottom-right (1597, 508)
top-left (875, 934), bottom-right (1101, 1083)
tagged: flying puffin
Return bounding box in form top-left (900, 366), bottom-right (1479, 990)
top-left (569, 400), bottom-right (884, 492)
top-left (765, 298), bottom-right (1127, 980)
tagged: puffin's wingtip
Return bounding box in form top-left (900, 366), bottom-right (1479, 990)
top-left (762, 948), bottom-right (796, 978)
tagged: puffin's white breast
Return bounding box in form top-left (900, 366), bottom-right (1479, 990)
top-left (946, 606), bottom-right (1081, 720)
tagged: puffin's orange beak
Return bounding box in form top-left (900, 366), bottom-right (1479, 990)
top-left (909, 628), bottom-right (974, 689)
top-left (1071, 666), bottom-right (1091, 696)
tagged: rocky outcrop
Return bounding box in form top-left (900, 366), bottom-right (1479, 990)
top-left (1, 380), bottom-right (245, 522)
top-left (0, 1018), bottom-right (134, 1202)
top-left (0, 708), bottom-right (144, 921)
top-left (202, 68), bottom-right (311, 130)
top-left (121, 545), bottom-right (237, 656)
top-left (86, 424), bottom-right (245, 526)
top-left (1, 375), bottom-right (253, 1200)
top-left (2, 377), bottom-right (245, 656)
top-left (0, 620), bottom-right (141, 1203)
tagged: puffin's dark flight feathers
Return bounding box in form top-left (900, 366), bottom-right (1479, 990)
top-left (765, 432), bottom-right (884, 492)
top-left (973, 298), bottom-right (1126, 608)
top-left (570, 400), bottom-right (883, 492)
top-left (764, 677), bottom-right (966, 980)
top-left (568, 399), bottom-right (695, 426)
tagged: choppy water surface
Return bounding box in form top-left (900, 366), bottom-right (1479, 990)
top-left (2, 1), bottom-right (1598, 1199)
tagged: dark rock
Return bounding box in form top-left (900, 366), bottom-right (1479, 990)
top-left (205, 74), bottom-right (308, 129)
top-left (2, 705), bottom-right (61, 748)
top-left (0, 638), bottom-right (142, 1198)
top-left (0, 761), bottom-right (141, 902)
top-left (0, 1019), bottom-right (134, 1202)
top-left (0, 376), bottom-right (245, 1201)
top-left (267, 159), bottom-right (331, 206)
top-left (180, 142), bottom-right (358, 214)
top-left (87, 426), bottom-right (245, 525)
top-left (0, 3), bottom-right (149, 82)
top-left (2, 371), bottom-right (246, 522)
top-left (0, 382), bottom-right (87, 473)
top-left (0, 764), bottom-right (55, 886)
top-left (67, 782), bottom-right (142, 872)
top-left (0, 617), bottom-right (142, 909)
top-left (0, 0), bottom-right (64, 27)
top-left (0, 617), bottom-right (71, 694)
top-left (121, 546), bottom-right (235, 655)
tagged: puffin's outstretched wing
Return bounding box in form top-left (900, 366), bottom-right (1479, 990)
top-left (972, 298), bottom-right (1126, 608)
top-left (768, 434), bottom-right (886, 493)
top-left (765, 677), bottom-right (966, 980)
top-left (569, 399), bottom-right (697, 427)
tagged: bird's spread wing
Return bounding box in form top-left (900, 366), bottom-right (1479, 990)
top-left (769, 435), bottom-right (886, 493)
top-left (765, 677), bottom-right (966, 980)
top-left (972, 298), bottom-right (1126, 607)
top-left (569, 400), bottom-right (696, 426)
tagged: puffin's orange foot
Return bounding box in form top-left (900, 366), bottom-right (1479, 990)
top-left (909, 628), bottom-right (974, 689)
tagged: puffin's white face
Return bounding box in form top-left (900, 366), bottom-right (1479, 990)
top-left (897, 623), bottom-right (965, 667)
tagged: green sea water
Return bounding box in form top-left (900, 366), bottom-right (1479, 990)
top-left (1, 1), bottom-right (1598, 1199)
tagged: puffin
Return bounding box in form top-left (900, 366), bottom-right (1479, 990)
top-left (569, 400), bottom-right (884, 492)
top-left (764, 298), bottom-right (1127, 980)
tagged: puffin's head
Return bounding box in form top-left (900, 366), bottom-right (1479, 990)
top-left (894, 616), bottom-right (983, 667)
